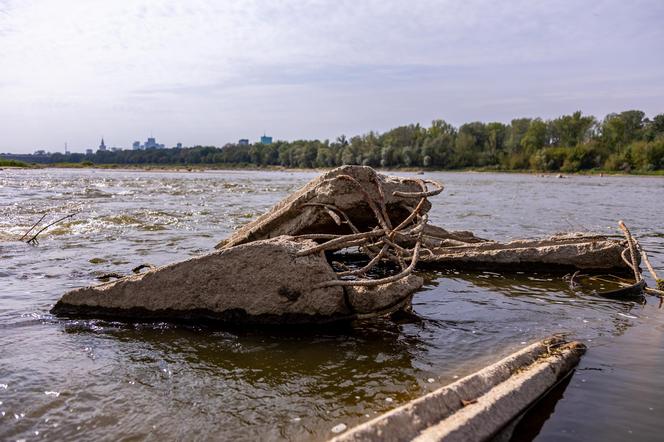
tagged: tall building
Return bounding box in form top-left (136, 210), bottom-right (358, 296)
top-left (133, 136), bottom-right (165, 150)
top-left (260, 134), bottom-right (272, 145)
top-left (144, 137), bottom-right (165, 149)
top-left (98, 138), bottom-right (107, 151)
top-left (238, 139), bottom-right (249, 145)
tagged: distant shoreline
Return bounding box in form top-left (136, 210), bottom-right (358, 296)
top-left (3, 162), bottom-right (664, 177)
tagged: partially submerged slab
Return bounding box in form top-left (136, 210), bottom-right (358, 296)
top-left (51, 166), bottom-right (434, 324)
top-left (216, 165), bottom-right (429, 249)
top-left (330, 336), bottom-right (586, 442)
top-left (52, 236), bottom-right (423, 324)
top-left (217, 166), bottom-right (629, 272)
top-left (51, 166), bottom-right (633, 325)
top-left (419, 232), bottom-right (628, 271)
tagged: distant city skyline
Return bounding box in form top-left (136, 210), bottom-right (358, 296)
top-left (11, 135), bottom-right (175, 155)
top-left (1, 0), bottom-right (663, 153)
top-left (5, 133), bottom-right (271, 155)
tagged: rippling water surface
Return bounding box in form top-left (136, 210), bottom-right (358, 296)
top-left (1, 168), bottom-right (663, 441)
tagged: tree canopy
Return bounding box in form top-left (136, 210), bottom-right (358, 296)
top-left (4, 110), bottom-right (664, 173)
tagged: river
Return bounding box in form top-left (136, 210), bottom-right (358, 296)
top-left (1, 168), bottom-right (663, 441)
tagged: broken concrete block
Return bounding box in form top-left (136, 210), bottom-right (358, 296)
top-left (51, 236), bottom-right (422, 324)
top-left (421, 232), bottom-right (628, 271)
top-left (330, 336), bottom-right (586, 442)
top-left (216, 165), bottom-right (429, 250)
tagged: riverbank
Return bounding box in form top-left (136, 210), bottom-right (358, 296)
top-left (0, 159), bottom-right (30, 168)
top-left (6, 161), bottom-right (664, 177)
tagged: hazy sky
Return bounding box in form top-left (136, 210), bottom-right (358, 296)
top-left (1, 0), bottom-right (663, 153)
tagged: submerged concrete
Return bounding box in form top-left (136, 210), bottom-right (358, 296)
top-left (420, 232), bottom-right (627, 271)
top-left (51, 166), bottom-right (630, 324)
top-left (216, 165), bottom-right (628, 272)
top-left (216, 165), bottom-right (427, 250)
top-left (331, 336), bottom-right (586, 442)
top-left (52, 236), bottom-right (423, 324)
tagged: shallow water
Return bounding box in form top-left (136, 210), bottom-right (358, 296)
top-left (1, 168), bottom-right (663, 441)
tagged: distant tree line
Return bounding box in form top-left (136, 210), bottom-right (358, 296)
top-left (4, 110), bottom-right (664, 172)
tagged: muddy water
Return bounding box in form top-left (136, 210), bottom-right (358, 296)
top-left (1, 168), bottom-right (662, 441)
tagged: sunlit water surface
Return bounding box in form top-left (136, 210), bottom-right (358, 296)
top-left (1, 168), bottom-right (663, 441)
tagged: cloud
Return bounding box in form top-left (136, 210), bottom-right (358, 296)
top-left (0, 0), bottom-right (663, 151)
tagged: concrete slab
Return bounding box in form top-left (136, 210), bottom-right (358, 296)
top-left (331, 336), bottom-right (586, 442)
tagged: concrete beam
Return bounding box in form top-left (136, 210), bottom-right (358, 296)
top-left (331, 336), bottom-right (586, 442)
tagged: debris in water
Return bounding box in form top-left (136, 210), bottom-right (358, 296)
top-left (331, 423), bottom-right (347, 434)
top-left (618, 313), bottom-right (638, 319)
top-left (332, 337), bottom-right (586, 442)
top-left (23, 213), bottom-right (77, 245)
top-left (51, 166), bottom-right (637, 325)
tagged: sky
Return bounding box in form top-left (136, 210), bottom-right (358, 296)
top-left (1, 0), bottom-right (663, 153)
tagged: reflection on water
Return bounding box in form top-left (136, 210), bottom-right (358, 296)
top-left (0, 168), bottom-right (663, 441)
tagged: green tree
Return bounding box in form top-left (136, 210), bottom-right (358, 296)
top-left (521, 119), bottom-right (548, 153)
top-left (548, 111), bottom-right (596, 147)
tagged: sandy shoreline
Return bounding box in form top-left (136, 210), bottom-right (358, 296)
top-left (3, 162), bottom-right (664, 177)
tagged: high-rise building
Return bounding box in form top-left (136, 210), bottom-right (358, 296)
top-left (98, 138), bottom-right (107, 151)
top-left (144, 137), bottom-right (165, 149)
top-left (131, 136), bottom-right (165, 150)
top-left (260, 134), bottom-right (272, 145)
top-left (238, 139), bottom-right (249, 145)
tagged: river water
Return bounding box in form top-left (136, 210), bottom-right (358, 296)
top-left (1, 168), bottom-right (662, 441)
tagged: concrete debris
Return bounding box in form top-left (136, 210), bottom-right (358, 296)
top-left (217, 165), bottom-right (628, 272)
top-left (419, 232), bottom-right (627, 270)
top-left (52, 236), bottom-right (422, 324)
top-left (52, 166), bottom-right (632, 324)
top-left (330, 336), bottom-right (586, 442)
top-left (216, 165), bottom-right (429, 250)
